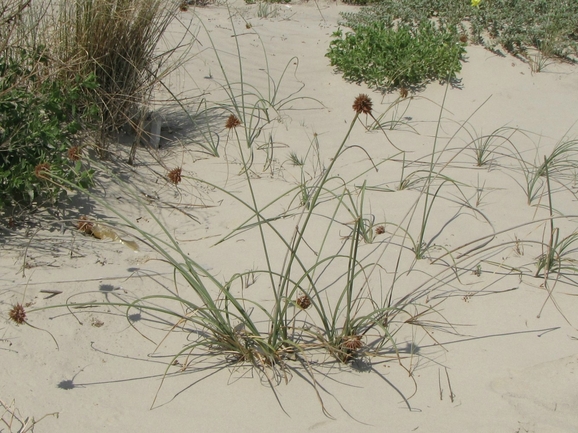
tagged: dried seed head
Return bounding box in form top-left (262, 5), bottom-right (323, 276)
top-left (342, 335), bottom-right (363, 351)
top-left (77, 215), bottom-right (94, 234)
top-left (459, 33), bottom-right (468, 43)
top-left (168, 167), bottom-right (182, 185)
top-left (34, 163), bottom-right (50, 179)
top-left (9, 303), bottom-right (26, 325)
top-left (179, 1), bottom-right (189, 11)
top-left (296, 294), bottom-right (311, 309)
top-left (67, 146), bottom-right (82, 161)
top-left (400, 87), bottom-right (409, 99)
top-left (352, 94), bottom-right (372, 115)
top-left (225, 114), bottom-right (241, 129)
top-left (374, 225), bottom-right (385, 235)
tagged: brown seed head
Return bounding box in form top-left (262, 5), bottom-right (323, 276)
top-left (67, 146), bottom-right (82, 161)
top-left (400, 87), bottom-right (409, 99)
top-left (225, 114), bottom-right (241, 129)
top-left (342, 335), bottom-right (363, 351)
top-left (459, 33), bottom-right (468, 43)
top-left (352, 94), bottom-right (372, 115)
top-left (375, 225), bottom-right (385, 235)
top-left (9, 303), bottom-right (26, 325)
top-left (179, 1), bottom-right (189, 11)
top-left (34, 163), bottom-right (51, 179)
top-left (77, 215), bottom-right (94, 234)
top-left (296, 294), bottom-right (311, 310)
top-left (168, 167), bottom-right (182, 185)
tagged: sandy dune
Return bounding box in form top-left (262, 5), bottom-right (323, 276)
top-left (2, 1), bottom-right (578, 432)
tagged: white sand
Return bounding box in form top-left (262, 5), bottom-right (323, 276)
top-left (2, 1), bottom-right (578, 431)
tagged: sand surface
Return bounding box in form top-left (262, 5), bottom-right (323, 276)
top-left (2, 1), bottom-right (578, 431)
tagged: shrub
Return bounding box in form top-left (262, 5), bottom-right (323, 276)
top-left (340, 0), bottom-right (578, 59)
top-left (0, 48), bottom-right (96, 207)
top-left (326, 20), bottom-right (466, 90)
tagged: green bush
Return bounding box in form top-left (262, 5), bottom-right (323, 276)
top-left (469, 0), bottom-right (578, 57)
top-left (340, 0), bottom-right (578, 59)
top-left (326, 20), bottom-right (466, 90)
top-left (0, 48), bottom-right (95, 208)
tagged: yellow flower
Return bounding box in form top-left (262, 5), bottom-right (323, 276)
top-left (471, 0), bottom-right (482, 6)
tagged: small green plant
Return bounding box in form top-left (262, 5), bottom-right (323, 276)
top-left (326, 20), bottom-right (466, 90)
top-left (257, 1), bottom-right (279, 18)
top-left (514, 138), bottom-right (578, 206)
top-left (464, 126), bottom-right (517, 167)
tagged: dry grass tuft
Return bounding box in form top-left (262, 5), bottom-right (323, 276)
top-left (53, 0), bottom-right (180, 156)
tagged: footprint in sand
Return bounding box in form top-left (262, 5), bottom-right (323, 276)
top-left (491, 355), bottom-right (578, 432)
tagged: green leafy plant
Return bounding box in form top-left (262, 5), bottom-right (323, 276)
top-left (326, 20), bottom-right (466, 90)
top-left (340, 0), bottom-right (578, 63)
top-left (0, 48), bottom-right (95, 208)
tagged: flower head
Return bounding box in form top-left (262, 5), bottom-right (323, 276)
top-left (225, 114), bottom-right (241, 129)
top-left (168, 167), bottom-right (182, 185)
top-left (68, 146), bottom-right (82, 161)
top-left (342, 335), bottom-right (363, 351)
top-left (77, 215), bottom-right (94, 234)
top-left (471, 0), bottom-right (481, 6)
top-left (296, 294), bottom-right (311, 310)
top-left (9, 303), bottom-right (26, 324)
top-left (352, 94), bottom-right (372, 115)
top-left (34, 163), bottom-right (50, 180)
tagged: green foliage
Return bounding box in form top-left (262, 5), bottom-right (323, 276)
top-left (469, 0), bottom-right (578, 57)
top-left (340, 0), bottom-right (578, 59)
top-left (326, 21), bottom-right (465, 90)
top-left (0, 49), bottom-right (95, 208)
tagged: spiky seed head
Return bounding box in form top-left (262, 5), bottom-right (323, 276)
top-left (459, 33), bottom-right (468, 43)
top-left (342, 335), bottom-right (363, 351)
top-left (168, 167), bottom-right (182, 185)
top-left (67, 146), bottom-right (82, 161)
top-left (34, 163), bottom-right (50, 179)
top-left (179, 1), bottom-right (188, 11)
top-left (9, 303), bottom-right (26, 324)
top-left (296, 294), bottom-right (311, 309)
top-left (77, 215), bottom-right (94, 234)
top-left (400, 87), bottom-right (409, 99)
top-left (225, 114), bottom-right (241, 129)
top-left (375, 225), bottom-right (385, 235)
top-left (352, 94), bottom-right (372, 115)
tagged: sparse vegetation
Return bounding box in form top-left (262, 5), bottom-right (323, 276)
top-left (2, 0), bottom-right (578, 425)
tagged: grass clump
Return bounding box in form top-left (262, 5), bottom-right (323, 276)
top-left (53, 0), bottom-right (181, 158)
top-left (326, 20), bottom-right (466, 91)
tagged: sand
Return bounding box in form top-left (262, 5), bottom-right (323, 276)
top-left (2, 1), bottom-right (578, 431)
